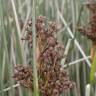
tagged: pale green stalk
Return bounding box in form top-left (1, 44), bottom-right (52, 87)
top-left (32, 0), bottom-right (39, 96)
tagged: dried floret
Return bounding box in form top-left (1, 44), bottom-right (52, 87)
top-left (13, 65), bottom-right (33, 88)
top-left (14, 16), bottom-right (75, 96)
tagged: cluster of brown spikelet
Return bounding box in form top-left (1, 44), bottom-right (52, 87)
top-left (78, 0), bottom-right (96, 62)
top-left (78, 0), bottom-right (96, 41)
top-left (13, 16), bottom-right (75, 96)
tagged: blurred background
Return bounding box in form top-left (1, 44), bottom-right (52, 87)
top-left (0, 0), bottom-right (94, 96)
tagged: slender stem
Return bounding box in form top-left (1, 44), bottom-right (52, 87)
top-left (32, 0), bottom-right (39, 96)
top-left (0, 84), bottom-right (20, 93)
top-left (90, 41), bottom-right (96, 62)
top-left (63, 56), bottom-right (90, 68)
top-left (10, 0), bottom-right (24, 64)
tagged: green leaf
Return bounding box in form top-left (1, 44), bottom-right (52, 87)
top-left (90, 52), bottom-right (96, 84)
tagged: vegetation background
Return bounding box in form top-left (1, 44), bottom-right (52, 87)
top-left (0, 0), bottom-right (95, 96)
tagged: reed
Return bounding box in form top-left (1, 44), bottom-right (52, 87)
top-left (0, 0), bottom-right (96, 96)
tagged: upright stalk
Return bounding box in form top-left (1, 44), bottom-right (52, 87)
top-left (32, 0), bottom-right (39, 96)
top-left (90, 42), bottom-right (96, 62)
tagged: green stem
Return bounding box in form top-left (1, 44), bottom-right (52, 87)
top-left (32, 0), bottom-right (39, 96)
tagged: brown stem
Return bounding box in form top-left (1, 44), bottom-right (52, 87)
top-left (90, 41), bottom-right (96, 62)
top-left (36, 35), bottom-right (45, 70)
top-left (36, 42), bottom-right (41, 69)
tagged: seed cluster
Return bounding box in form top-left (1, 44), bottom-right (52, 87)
top-left (78, 0), bottom-right (96, 42)
top-left (21, 18), bottom-right (33, 47)
top-left (86, 0), bottom-right (96, 12)
top-left (13, 65), bottom-right (33, 88)
top-left (13, 16), bottom-right (75, 96)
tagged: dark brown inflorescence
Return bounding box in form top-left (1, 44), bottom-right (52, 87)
top-left (85, 0), bottom-right (96, 12)
top-left (78, 0), bottom-right (96, 42)
top-left (13, 65), bottom-right (33, 88)
top-left (13, 16), bottom-right (75, 96)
